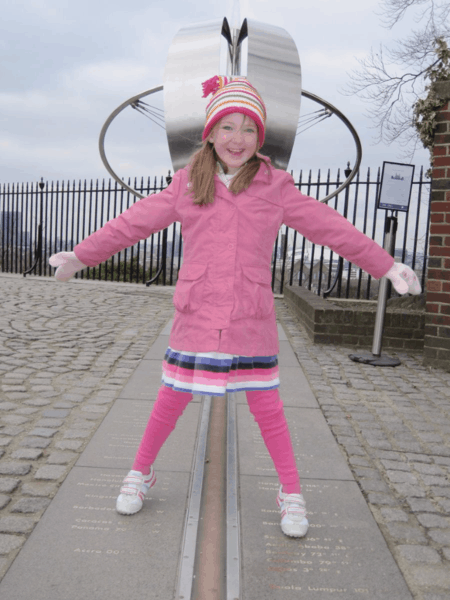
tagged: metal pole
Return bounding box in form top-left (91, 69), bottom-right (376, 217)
top-left (145, 171), bottom-right (172, 286)
top-left (23, 178), bottom-right (44, 277)
top-left (349, 210), bottom-right (401, 367)
top-left (372, 213), bottom-right (397, 356)
top-left (323, 162), bottom-right (352, 299)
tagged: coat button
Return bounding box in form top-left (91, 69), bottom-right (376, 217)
top-left (228, 243), bottom-right (233, 249)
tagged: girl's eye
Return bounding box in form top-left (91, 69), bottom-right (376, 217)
top-left (221, 125), bottom-right (255, 133)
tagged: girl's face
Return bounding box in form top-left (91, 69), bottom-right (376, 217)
top-left (209, 113), bottom-right (258, 174)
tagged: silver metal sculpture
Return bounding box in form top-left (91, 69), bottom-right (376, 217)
top-left (163, 18), bottom-right (302, 172)
top-left (99, 16), bottom-right (362, 203)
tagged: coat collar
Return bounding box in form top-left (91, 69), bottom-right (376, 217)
top-left (252, 154), bottom-right (273, 185)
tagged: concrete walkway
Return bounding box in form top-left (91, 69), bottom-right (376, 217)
top-left (0, 273), bottom-right (449, 599)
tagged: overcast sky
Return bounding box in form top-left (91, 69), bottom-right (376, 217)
top-left (0, 0), bottom-right (431, 187)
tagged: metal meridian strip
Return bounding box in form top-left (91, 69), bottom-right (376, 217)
top-left (227, 392), bottom-right (241, 600)
top-left (175, 395), bottom-right (211, 600)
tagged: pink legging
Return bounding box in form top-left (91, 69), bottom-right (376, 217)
top-left (132, 385), bottom-right (301, 494)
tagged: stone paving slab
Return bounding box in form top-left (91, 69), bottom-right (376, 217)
top-left (76, 399), bottom-right (201, 470)
top-left (0, 466), bottom-right (191, 600)
top-left (277, 367), bottom-right (319, 408)
top-left (235, 343), bottom-right (411, 598)
top-left (278, 340), bottom-right (302, 367)
top-left (117, 359), bottom-right (171, 401)
top-left (143, 334), bottom-right (172, 360)
top-left (239, 477), bottom-right (413, 600)
top-left (237, 401), bottom-right (353, 481)
top-left (117, 357), bottom-right (200, 403)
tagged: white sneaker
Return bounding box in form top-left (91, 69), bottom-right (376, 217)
top-left (116, 468), bottom-right (156, 515)
top-left (276, 485), bottom-right (309, 538)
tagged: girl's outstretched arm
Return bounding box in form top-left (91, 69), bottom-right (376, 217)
top-left (50, 170), bottom-right (182, 279)
top-left (281, 174), bottom-right (393, 279)
top-left (280, 173), bottom-right (420, 294)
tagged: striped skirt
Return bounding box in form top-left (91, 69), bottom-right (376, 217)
top-left (161, 347), bottom-right (280, 396)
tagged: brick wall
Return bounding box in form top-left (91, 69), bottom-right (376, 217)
top-left (423, 80), bottom-right (450, 372)
top-left (283, 285), bottom-right (425, 351)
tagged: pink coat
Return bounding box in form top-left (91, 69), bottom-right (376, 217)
top-left (74, 157), bottom-right (394, 356)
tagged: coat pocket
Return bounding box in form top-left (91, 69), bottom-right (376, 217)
top-left (173, 262), bottom-right (208, 313)
top-left (239, 265), bottom-right (274, 319)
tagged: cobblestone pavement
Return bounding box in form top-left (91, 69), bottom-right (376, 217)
top-left (276, 299), bottom-right (450, 600)
top-left (0, 274), bottom-right (174, 580)
top-left (1, 274), bottom-right (449, 599)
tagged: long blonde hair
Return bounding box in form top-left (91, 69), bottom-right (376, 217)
top-left (186, 129), bottom-right (270, 206)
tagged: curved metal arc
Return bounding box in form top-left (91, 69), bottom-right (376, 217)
top-left (98, 85), bottom-right (163, 199)
top-left (301, 90), bottom-right (362, 204)
top-left (98, 86), bottom-right (362, 205)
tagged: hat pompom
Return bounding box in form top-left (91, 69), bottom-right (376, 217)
top-left (202, 76), bottom-right (226, 98)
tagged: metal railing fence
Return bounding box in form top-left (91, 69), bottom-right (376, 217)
top-left (1, 166), bottom-right (431, 299)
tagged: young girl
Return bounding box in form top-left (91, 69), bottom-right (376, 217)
top-left (49, 75), bottom-right (420, 539)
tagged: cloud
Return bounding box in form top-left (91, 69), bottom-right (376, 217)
top-left (0, 0), bottom-right (432, 185)
top-left (301, 49), bottom-right (369, 78)
top-left (62, 61), bottom-right (154, 98)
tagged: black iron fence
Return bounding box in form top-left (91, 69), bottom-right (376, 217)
top-left (1, 166), bottom-right (431, 299)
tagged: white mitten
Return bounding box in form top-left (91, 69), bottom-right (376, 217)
top-left (49, 251), bottom-right (88, 282)
top-left (384, 262), bottom-right (421, 295)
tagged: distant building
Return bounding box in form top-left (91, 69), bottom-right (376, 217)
top-left (0, 211), bottom-right (31, 247)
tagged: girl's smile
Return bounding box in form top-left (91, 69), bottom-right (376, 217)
top-left (209, 113), bottom-right (258, 174)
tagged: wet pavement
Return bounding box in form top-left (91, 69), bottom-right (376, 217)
top-left (0, 273), bottom-right (449, 599)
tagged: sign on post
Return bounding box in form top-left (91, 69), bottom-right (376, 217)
top-left (377, 162), bottom-right (415, 212)
top-left (349, 161), bottom-right (415, 368)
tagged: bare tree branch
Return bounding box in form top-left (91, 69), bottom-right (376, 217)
top-left (342, 0), bottom-right (450, 157)
top-left (377, 0), bottom-right (450, 30)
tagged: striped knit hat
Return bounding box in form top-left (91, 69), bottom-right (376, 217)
top-left (201, 76), bottom-right (266, 148)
